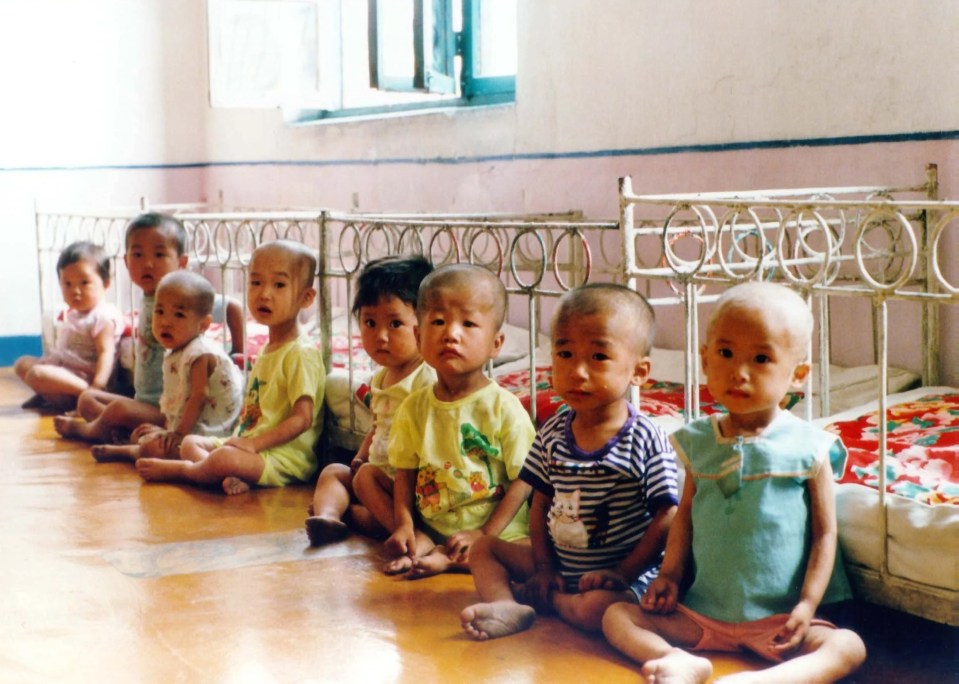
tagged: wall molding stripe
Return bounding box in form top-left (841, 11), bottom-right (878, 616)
top-left (2, 130), bottom-right (957, 174)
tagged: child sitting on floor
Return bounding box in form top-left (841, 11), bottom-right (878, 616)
top-left (383, 263), bottom-right (535, 579)
top-left (306, 255), bottom-right (435, 546)
top-left (461, 284), bottom-right (679, 640)
top-left (137, 240), bottom-right (326, 495)
top-left (55, 213), bottom-right (243, 442)
top-left (90, 271), bottom-right (243, 463)
top-left (602, 281), bottom-right (866, 683)
top-left (16, 241), bottom-right (124, 411)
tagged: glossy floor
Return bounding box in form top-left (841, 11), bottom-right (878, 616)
top-left (1, 370), bottom-right (954, 682)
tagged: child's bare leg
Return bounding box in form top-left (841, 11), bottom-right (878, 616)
top-left (602, 603), bottom-right (712, 684)
top-left (716, 625), bottom-right (865, 684)
top-left (552, 589), bottom-right (638, 633)
top-left (17, 362), bottom-right (88, 399)
top-left (353, 463), bottom-right (396, 531)
top-left (179, 435), bottom-right (217, 463)
top-left (76, 388), bottom-right (121, 423)
top-left (461, 535), bottom-right (537, 640)
top-left (137, 445), bottom-right (265, 495)
top-left (305, 463), bottom-right (352, 546)
top-left (383, 530), bottom-right (435, 575)
top-left (91, 443), bottom-right (142, 463)
top-left (55, 397), bottom-right (163, 442)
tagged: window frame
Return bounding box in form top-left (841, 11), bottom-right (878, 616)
top-left (208, 0), bottom-right (515, 122)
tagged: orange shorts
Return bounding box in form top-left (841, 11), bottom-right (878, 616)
top-left (676, 604), bottom-right (838, 662)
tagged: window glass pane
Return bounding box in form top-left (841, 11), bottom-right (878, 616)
top-left (474, 0), bottom-right (516, 78)
top-left (376, 0), bottom-right (415, 81)
top-left (210, 0), bottom-right (323, 107)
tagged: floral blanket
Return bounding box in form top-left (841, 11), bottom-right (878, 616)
top-left (826, 392), bottom-right (959, 506)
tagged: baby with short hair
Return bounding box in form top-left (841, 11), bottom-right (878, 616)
top-left (138, 240), bottom-right (326, 495)
top-left (90, 270), bottom-right (243, 463)
top-left (306, 255), bottom-right (435, 545)
top-left (462, 284), bottom-right (678, 640)
top-left (16, 240), bottom-right (123, 410)
top-left (383, 263), bottom-right (536, 579)
top-left (602, 281), bottom-right (866, 683)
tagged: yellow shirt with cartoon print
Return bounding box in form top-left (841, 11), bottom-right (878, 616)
top-left (389, 381), bottom-right (534, 540)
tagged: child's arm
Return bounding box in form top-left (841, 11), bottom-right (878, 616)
top-left (641, 468), bottom-right (694, 614)
top-left (90, 321), bottom-right (118, 390)
top-left (168, 354), bottom-right (215, 438)
top-left (579, 503), bottom-right (677, 592)
top-left (523, 489), bottom-right (564, 612)
top-left (224, 297), bottom-right (246, 356)
top-left (771, 460), bottom-right (839, 653)
top-left (446, 478), bottom-right (532, 561)
top-left (350, 429), bottom-right (374, 474)
top-left (225, 396), bottom-right (314, 453)
top-left (385, 467), bottom-right (418, 559)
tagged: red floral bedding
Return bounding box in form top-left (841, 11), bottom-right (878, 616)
top-left (826, 392), bottom-right (959, 506)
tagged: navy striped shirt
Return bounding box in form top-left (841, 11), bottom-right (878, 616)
top-left (520, 404), bottom-right (679, 586)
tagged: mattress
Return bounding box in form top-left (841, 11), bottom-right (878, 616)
top-left (815, 387), bottom-right (959, 592)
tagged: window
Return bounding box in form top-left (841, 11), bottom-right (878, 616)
top-left (208, 0), bottom-right (517, 119)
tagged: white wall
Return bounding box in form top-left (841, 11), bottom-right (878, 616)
top-left (1, 0), bottom-right (956, 381)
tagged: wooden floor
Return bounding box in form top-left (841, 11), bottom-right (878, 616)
top-left (2, 368), bottom-right (955, 683)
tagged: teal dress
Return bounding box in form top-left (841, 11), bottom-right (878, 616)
top-left (670, 411), bottom-right (852, 623)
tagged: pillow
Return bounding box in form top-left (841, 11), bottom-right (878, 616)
top-left (496, 322), bottom-right (543, 367)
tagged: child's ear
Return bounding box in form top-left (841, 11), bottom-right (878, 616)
top-left (630, 356), bottom-right (652, 387)
top-left (199, 313), bottom-right (213, 332)
top-left (489, 331), bottom-right (506, 360)
top-left (177, 254), bottom-right (189, 269)
top-left (299, 286), bottom-right (317, 310)
top-left (699, 343), bottom-right (709, 374)
top-left (790, 361), bottom-right (811, 388)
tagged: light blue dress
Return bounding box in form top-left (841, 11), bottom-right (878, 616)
top-left (670, 410), bottom-right (853, 623)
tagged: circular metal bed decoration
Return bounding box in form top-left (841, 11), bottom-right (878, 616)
top-left (853, 206), bottom-right (917, 291)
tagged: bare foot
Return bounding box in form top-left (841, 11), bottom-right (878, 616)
top-left (222, 476), bottom-right (251, 495)
top-left (405, 546), bottom-right (458, 580)
top-left (54, 415), bottom-right (90, 440)
top-left (136, 458), bottom-right (185, 482)
top-left (460, 601), bottom-right (536, 640)
top-left (384, 555), bottom-right (414, 575)
top-left (91, 444), bottom-right (139, 463)
top-left (305, 516), bottom-right (349, 546)
top-left (641, 648), bottom-right (713, 684)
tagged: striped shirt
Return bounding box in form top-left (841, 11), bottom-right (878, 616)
top-left (520, 404), bottom-right (679, 587)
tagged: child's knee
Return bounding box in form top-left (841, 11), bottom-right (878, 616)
top-left (602, 601), bottom-right (640, 635)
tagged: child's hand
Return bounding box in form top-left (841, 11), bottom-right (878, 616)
top-left (770, 601), bottom-right (814, 654)
top-left (578, 569), bottom-right (628, 593)
top-left (156, 431), bottom-right (184, 456)
top-left (446, 529), bottom-right (482, 563)
top-left (224, 436), bottom-right (257, 453)
top-left (522, 567), bottom-right (564, 613)
top-left (640, 576), bottom-right (679, 614)
top-left (131, 423), bottom-right (163, 443)
top-left (349, 454), bottom-right (367, 474)
top-left (385, 525), bottom-right (416, 560)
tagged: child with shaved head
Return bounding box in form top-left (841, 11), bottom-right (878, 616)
top-left (383, 263), bottom-right (536, 579)
top-left (603, 281), bottom-right (865, 683)
top-left (138, 240), bottom-right (326, 495)
top-left (461, 283), bottom-right (679, 640)
top-left (91, 270), bottom-right (243, 463)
